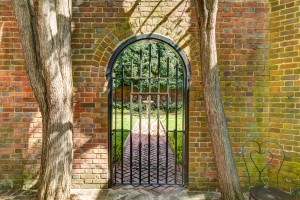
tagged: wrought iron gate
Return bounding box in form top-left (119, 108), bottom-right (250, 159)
top-left (108, 35), bottom-right (189, 186)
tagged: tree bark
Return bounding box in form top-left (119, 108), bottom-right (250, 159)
top-left (194, 1), bottom-right (243, 200)
top-left (11, 0), bottom-right (73, 199)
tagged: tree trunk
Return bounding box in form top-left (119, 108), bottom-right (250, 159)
top-left (11, 0), bottom-right (73, 199)
top-left (194, 1), bottom-right (243, 200)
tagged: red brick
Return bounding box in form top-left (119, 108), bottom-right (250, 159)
top-left (0, 0), bottom-right (298, 192)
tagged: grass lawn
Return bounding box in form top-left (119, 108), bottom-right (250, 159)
top-left (112, 109), bottom-right (184, 163)
top-left (167, 113), bottom-right (183, 164)
top-left (112, 110), bottom-right (132, 161)
top-left (168, 132), bottom-right (183, 164)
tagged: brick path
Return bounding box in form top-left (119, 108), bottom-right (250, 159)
top-left (0, 121), bottom-right (242, 200)
top-left (0, 186), bottom-right (222, 200)
top-left (114, 119), bottom-right (182, 184)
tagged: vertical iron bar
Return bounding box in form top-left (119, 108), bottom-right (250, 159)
top-left (185, 72), bottom-right (190, 186)
top-left (157, 47), bottom-right (161, 184)
top-left (181, 67), bottom-right (184, 185)
top-left (139, 49), bottom-right (143, 184)
top-left (130, 59), bottom-right (133, 184)
top-left (166, 57), bottom-right (170, 184)
top-left (175, 62), bottom-right (178, 184)
top-left (114, 80), bottom-right (117, 184)
top-left (148, 44), bottom-right (152, 184)
top-left (121, 64), bottom-right (124, 184)
top-left (108, 76), bottom-right (112, 187)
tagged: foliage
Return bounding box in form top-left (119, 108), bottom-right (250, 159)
top-left (112, 112), bottom-right (132, 161)
top-left (113, 131), bottom-right (129, 161)
top-left (112, 42), bottom-right (185, 163)
top-left (168, 132), bottom-right (183, 164)
top-left (113, 42), bottom-right (185, 90)
top-left (114, 101), bottom-right (183, 113)
top-left (291, 187), bottom-right (300, 199)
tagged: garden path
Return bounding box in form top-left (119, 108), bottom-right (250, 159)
top-left (0, 187), bottom-right (222, 200)
top-left (115, 119), bottom-right (182, 184)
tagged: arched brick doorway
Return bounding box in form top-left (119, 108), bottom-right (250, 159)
top-left (106, 34), bottom-right (190, 187)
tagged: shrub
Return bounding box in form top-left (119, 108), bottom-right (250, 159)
top-left (114, 101), bottom-right (183, 113)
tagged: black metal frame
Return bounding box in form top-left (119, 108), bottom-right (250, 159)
top-left (241, 140), bottom-right (285, 189)
top-left (241, 140), bottom-right (296, 200)
top-left (107, 34), bottom-right (191, 187)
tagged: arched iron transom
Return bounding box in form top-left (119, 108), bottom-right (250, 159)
top-left (107, 34), bottom-right (190, 187)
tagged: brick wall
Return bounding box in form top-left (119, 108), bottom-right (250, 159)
top-left (189, 0), bottom-right (271, 191)
top-left (72, 0), bottom-right (197, 189)
top-left (216, 0), bottom-right (271, 191)
top-left (0, 0), bottom-right (298, 192)
top-left (0, 0), bottom-right (41, 189)
top-left (269, 0), bottom-right (300, 191)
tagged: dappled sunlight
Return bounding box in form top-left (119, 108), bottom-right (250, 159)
top-left (102, 82), bottom-right (108, 93)
top-left (179, 33), bottom-right (195, 57)
top-left (49, 11), bottom-right (58, 36)
top-left (119, 0), bottom-right (192, 43)
top-left (1, 0), bottom-right (190, 191)
top-left (131, 0), bottom-right (191, 38)
top-left (3, 0), bottom-right (296, 195)
top-left (122, 0), bottom-right (142, 17)
top-left (0, 22), bottom-right (3, 44)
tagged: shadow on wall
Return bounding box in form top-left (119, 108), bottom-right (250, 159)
top-left (0, 0), bottom-right (200, 191)
top-left (0, 0), bottom-right (75, 190)
top-left (71, 0), bottom-right (200, 192)
top-left (0, 1), bottom-right (41, 189)
top-left (0, 2), bottom-right (35, 189)
top-left (70, 0), bottom-right (298, 194)
top-left (71, 0), bottom-right (140, 189)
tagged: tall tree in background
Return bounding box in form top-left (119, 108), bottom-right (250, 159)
top-left (194, 0), bottom-right (243, 199)
top-left (11, 0), bottom-right (73, 199)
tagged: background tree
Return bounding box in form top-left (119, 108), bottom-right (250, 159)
top-left (113, 42), bottom-right (184, 90)
top-left (11, 0), bottom-right (73, 199)
top-left (194, 0), bottom-right (244, 199)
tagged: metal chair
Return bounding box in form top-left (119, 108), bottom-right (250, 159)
top-left (241, 140), bottom-right (295, 200)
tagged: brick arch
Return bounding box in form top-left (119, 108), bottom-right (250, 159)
top-left (106, 33), bottom-right (192, 82)
top-left (105, 31), bottom-right (193, 186)
top-left (91, 23), bottom-right (200, 80)
top-left (91, 23), bottom-right (134, 72)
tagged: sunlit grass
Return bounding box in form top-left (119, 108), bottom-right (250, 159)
top-left (167, 113), bottom-right (183, 164)
top-left (112, 110), bottom-right (132, 161)
top-left (113, 131), bottom-right (129, 161)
